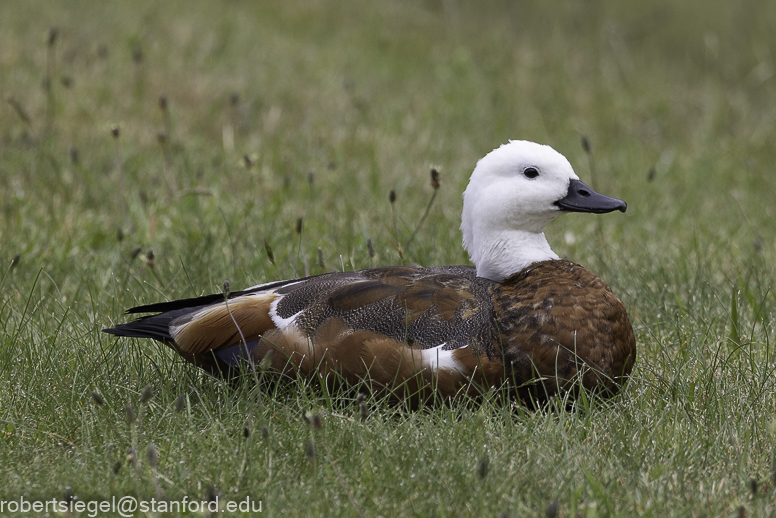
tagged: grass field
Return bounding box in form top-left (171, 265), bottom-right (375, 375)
top-left (2, 0), bottom-right (776, 515)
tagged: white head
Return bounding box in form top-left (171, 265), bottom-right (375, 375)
top-left (461, 140), bottom-right (625, 282)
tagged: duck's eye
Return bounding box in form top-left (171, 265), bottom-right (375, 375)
top-left (523, 167), bottom-right (539, 179)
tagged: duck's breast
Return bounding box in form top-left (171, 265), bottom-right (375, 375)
top-left (492, 259), bottom-right (636, 398)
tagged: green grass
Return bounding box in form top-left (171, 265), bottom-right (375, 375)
top-left (2, 0), bottom-right (776, 515)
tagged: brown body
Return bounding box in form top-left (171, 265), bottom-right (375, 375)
top-left (104, 260), bottom-right (636, 404)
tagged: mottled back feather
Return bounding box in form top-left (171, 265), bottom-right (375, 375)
top-left (275, 266), bottom-right (496, 352)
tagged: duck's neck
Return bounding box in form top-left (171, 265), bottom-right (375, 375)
top-left (470, 230), bottom-right (559, 282)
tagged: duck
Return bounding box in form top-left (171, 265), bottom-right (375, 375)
top-left (104, 140), bottom-right (636, 405)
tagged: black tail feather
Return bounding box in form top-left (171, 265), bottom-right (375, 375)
top-left (103, 314), bottom-right (175, 341)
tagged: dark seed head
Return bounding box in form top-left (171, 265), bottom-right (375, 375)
top-left (124, 403), bottom-right (135, 424)
top-left (222, 280), bottom-right (231, 297)
top-left (10, 254), bottom-right (20, 268)
top-left (158, 95), bottom-right (168, 112)
top-left (145, 249), bottom-right (155, 267)
top-left (146, 443), bottom-right (158, 467)
top-left (111, 126), bottom-right (120, 139)
top-left (261, 425), bottom-right (269, 439)
top-left (112, 460), bottom-right (122, 474)
top-left (206, 483), bottom-right (218, 502)
top-left (157, 132), bottom-right (168, 145)
top-left (389, 189), bottom-right (396, 204)
top-left (296, 217), bottom-right (303, 235)
top-left (317, 247), bottom-right (325, 268)
top-left (367, 239), bottom-right (375, 258)
top-left (546, 500), bottom-right (559, 518)
top-left (90, 391), bottom-right (105, 406)
top-left (311, 413), bottom-right (322, 429)
top-left (139, 384), bottom-right (153, 404)
top-left (359, 402), bottom-right (369, 422)
top-left (242, 426), bottom-right (250, 439)
top-left (430, 168), bottom-right (440, 189)
top-left (477, 455), bottom-right (489, 478)
top-left (647, 167), bottom-right (656, 182)
top-left (69, 147), bottom-right (79, 164)
top-left (749, 477), bottom-right (758, 496)
top-left (581, 135), bottom-right (591, 153)
top-left (47, 27), bottom-right (59, 47)
top-left (229, 92), bottom-right (240, 106)
top-left (264, 239), bottom-right (275, 266)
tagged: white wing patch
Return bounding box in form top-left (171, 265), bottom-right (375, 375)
top-left (269, 295), bottom-right (302, 330)
top-left (421, 343), bottom-right (466, 372)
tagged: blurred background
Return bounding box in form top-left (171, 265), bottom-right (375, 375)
top-left (2, 1), bottom-right (775, 283)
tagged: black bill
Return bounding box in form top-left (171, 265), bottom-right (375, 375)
top-left (555, 179), bottom-right (627, 214)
